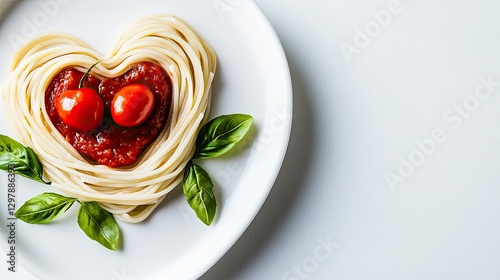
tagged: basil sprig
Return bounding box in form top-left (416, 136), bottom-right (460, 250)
top-left (5, 112), bottom-right (253, 245)
top-left (1, 135), bottom-right (119, 249)
top-left (15, 193), bottom-right (120, 251)
top-left (183, 114), bottom-right (253, 225)
top-left (78, 201), bottom-right (120, 251)
top-left (195, 114), bottom-right (253, 159)
top-left (15, 193), bottom-right (76, 224)
top-left (183, 162), bottom-right (216, 225)
top-left (0, 134), bottom-right (50, 184)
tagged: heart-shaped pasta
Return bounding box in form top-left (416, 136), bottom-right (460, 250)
top-left (1, 14), bottom-right (217, 223)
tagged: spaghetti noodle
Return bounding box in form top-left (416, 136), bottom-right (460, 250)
top-left (1, 14), bottom-right (216, 223)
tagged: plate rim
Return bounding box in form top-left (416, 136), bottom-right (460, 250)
top-left (0, 0), bottom-right (293, 279)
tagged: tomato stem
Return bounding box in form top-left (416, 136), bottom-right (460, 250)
top-left (79, 60), bottom-right (103, 89)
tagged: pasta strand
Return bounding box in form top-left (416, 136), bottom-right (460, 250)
top-left (1, 14), bottom-right (216, 223)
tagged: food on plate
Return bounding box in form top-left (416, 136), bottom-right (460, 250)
top-left (46, 61), bottom-right (170, 167)
top-left (2, 14), bottom-right (217, 223)
top-left (1, 13), bottom-right (253, 250)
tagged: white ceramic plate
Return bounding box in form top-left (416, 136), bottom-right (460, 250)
top-left (0, 0), bottom-right (292, 279)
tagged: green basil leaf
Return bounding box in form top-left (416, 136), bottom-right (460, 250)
top-left (194, 114), bottom-right (253, 159)
top-left (15, 192), bottom-right (76, 224)
top-left (183, 161), bottom-right (216, 225)
top-left (77, 201), bottom-right (120, 251)
top-left (0, 134), bottom-right (50, 184)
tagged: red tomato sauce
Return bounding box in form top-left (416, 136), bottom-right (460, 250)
top-left (45, 62), bottom-right (172, 167)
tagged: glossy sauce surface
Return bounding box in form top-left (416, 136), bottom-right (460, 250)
top-left (45, 62), bottom-right (172, 167)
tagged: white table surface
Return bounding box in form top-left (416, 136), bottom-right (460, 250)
top-left (2, 0), bottom-right (500, 279)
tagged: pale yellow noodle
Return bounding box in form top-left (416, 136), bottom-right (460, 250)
top-left (1, 14), bottom-right (216, 223)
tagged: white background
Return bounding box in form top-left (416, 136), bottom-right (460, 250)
top-left (202, 0), bottom-right (500, 279)
top-left (2, 0), bottom-right (500, 279)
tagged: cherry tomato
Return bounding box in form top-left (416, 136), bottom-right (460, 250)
top-left (56, 88), bottom-right (104, 132)
top-left (111, 84), bottom-right (156, 127)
